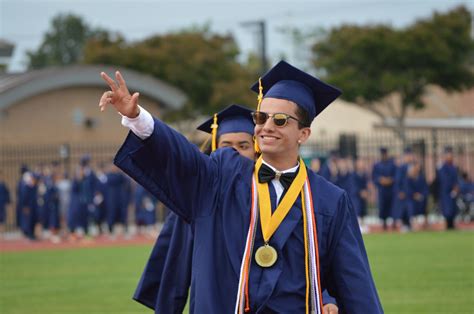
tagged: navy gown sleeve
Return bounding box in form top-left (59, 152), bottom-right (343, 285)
top-left (372, 164), bottom-right (380, 188)
top-left (114, 118), bottom-right (220, 223)
top-left (133, 212), bottom-right (175, 310)
top-left (322, 290), bottom-right (337, 306)
top-left (326, 192), bottom-right (384, 313)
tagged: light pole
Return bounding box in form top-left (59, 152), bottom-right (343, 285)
top-left (241, 20), bottom-right (268, 74)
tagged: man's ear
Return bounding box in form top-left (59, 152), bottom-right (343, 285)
top-left (298, 127), bottom-right (311, 145)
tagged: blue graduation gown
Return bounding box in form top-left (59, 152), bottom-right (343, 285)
top-left (372, 159), bottom-right (397, 219)
top-left (19, 182), bottom-right (38, 239)
top-left (94, 174), bottom-right (108, 224)
top-left (115, 118), bottom-right (383, 313)
top-left (393, 164), bottom-right (409, 220)
top-left (319, 161), bottom-right (337, 184)
top-left (68, 179), bottom-right (90, 232)
top-left (135, 185), bottom-right (157, 226)
top-left (335, 172), bottom-right (352, 194)
top-left (68, 171), bottom-right (98, 232)
top-left (351, 172), bottom-right (368, 218)
top-left (459, 179), bottom-right (473, 203)
top-left (134, 198), bottom-right (338, 313)
top-left (41, 177), bottom-right (60, 229)
top-left (134, 211), bottom-right (193, 313)
top-left (105, 172), bottom-right (128, 227)
top-left (406, 174), bottom-right (428, 216)
top-left (16, 180), bottom-right (25, 228)
top-left (437, 163), bottom-right (458, 219)
top-left (0, 182), bottom-right (10, 223)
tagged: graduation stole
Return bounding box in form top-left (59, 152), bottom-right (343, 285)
top-left (235, 156), bottom-right (323, 314)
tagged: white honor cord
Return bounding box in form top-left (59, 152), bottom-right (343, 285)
top-left (235, 178), bottom-right (258, 314)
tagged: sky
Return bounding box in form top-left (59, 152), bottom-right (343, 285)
top-left (0, 0), bottom-right (472, 72)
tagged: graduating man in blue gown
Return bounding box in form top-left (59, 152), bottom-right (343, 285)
top-left (406, 161), bottom-right (429, 226)
top-left (436, 146), bottom-right (459, 229)
top-left (134, 104), bottom-right (339, 313)
top-left (393, 147), bottom-right (414, 231)
top-left (319, 150), bottom-right (339, 184)
top-left (99, 60), bottom-right (383, 313)
top-left (372, 147), bottom-right (397, 230)
top-left (0, 170), bottom-right (11, 234)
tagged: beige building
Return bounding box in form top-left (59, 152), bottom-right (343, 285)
top-left (311, 86), bottom-right (474, 139)
top-left (0, 65), bottom-right (187, 145)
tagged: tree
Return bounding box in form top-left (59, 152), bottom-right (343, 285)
top-left (27, 13), bottom-right (109, 69)
top-left (312, 6), bottom-right (474, 142)
top-left (84, 27), bottom-right (258, 121)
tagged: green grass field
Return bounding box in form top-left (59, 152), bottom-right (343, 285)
top-left (1, 231), bottom-right (473, 313)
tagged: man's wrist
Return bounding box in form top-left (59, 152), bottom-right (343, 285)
top-left (129, 106), bottom-right (140, 119)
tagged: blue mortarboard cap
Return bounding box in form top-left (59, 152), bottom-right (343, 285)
top-left (197, 104), bottom-right (255, 137)
top-left (380, 147), bottom-right (388, 154)
top-left (403, 147), bottom-right (413, 154)
top-left (250, 60), bottom-right (342, 123)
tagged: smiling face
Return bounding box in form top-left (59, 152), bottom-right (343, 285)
top-left (255, 97), bottom-right (311, 169)
top-left (218, 132), bottom-right (255, 160)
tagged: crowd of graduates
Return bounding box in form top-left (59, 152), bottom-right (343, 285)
top-left (0, 155), bottom-right (162, 242)
top-left (313, 145), bottom-right (473, 232)
top-left (0, 145), bottom-right (473, 242)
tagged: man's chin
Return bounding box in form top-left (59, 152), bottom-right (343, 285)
top-left (260, 147), bottom-right (279, 156)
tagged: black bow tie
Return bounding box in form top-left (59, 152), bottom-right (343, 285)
top-left (258, 163), bottom-right (298, 190)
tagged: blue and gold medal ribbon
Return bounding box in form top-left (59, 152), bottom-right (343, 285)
top-left (254, 155), bottom-right (307, 245)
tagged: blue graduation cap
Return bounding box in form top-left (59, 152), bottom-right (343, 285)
top-left (250, 60), bottom-right (342, 123)
top-left (197, 104), bottom-right (255, 151)
top-left (380, 147), bottom-right (388, 154)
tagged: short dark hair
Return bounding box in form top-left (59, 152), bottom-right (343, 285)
top-left (295, 106), bottom-right (311, 129)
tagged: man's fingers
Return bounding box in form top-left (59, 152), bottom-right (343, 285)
top-left (99, 99), bottom-right (108, 112)
top-left (100, 72), bottom-right (118, 91)
top-left (115, 71), bottom-right (129, 92)
top-left (99, 91), bottom-right (114, 112)
top-left (323, 304), bottom-right (338, 314)
top-left (99, 91), bottom-right (112, 103)
top-left (131, 92), bottom-right (140, 107)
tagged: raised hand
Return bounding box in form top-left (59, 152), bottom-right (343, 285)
top-left (99, 71), bottom-right (140, 118)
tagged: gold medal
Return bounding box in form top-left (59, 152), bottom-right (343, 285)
top-left (255, 244), bottom-right (277, 267)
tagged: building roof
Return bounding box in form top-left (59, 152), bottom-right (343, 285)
top-left (372, 85), bottom-right (474, 119)
top-left (379, 117), bottom-right (474, 130)
top-left (0, 65), bottom-right (187, 111)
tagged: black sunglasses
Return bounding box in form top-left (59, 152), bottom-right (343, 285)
top-left (251, 111), bottom-right (304, 127)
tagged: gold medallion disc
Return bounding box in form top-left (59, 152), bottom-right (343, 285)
top-left (255, 244), bottom-right (278, 267)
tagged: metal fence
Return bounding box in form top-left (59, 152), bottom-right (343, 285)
top-left (1, 128), bottom-right (473, 232)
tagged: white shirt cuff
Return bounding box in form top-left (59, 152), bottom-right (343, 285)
top-left (121, 105), bottom-right (154, 140)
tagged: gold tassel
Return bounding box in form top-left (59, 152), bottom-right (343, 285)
top-left (211, 113), bottom-right (218, 152)
top-left (254, 78), bottom-right (263, 153)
